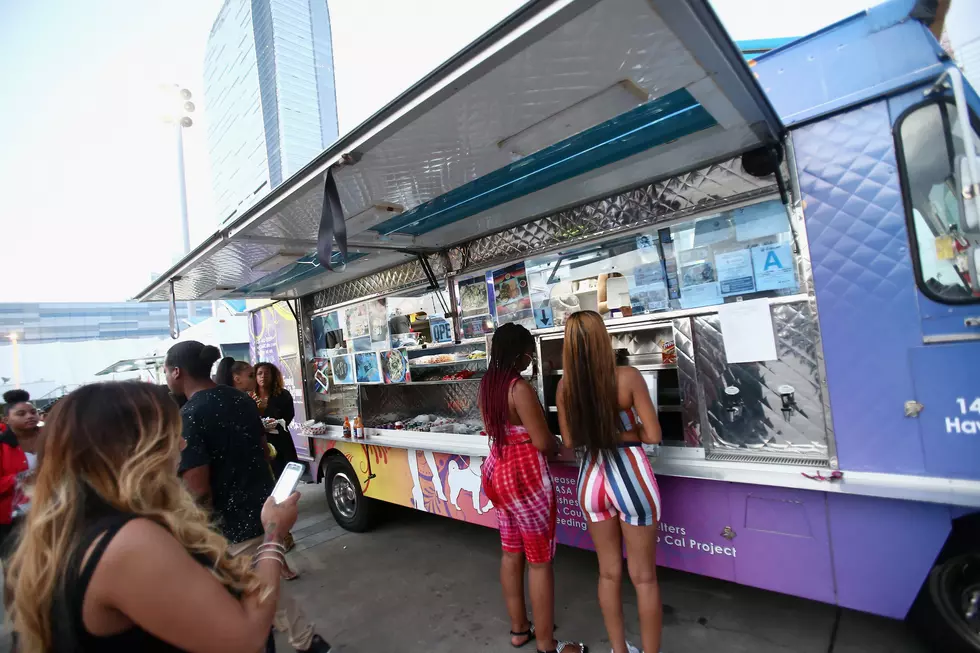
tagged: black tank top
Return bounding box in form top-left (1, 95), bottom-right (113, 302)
top-left (50, 512), bottom-right (185, 652)
top-left (50, 512), bottom-right (276, 653)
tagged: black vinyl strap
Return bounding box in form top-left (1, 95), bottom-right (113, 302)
top-left (316, 166), bottom-right (348, 271)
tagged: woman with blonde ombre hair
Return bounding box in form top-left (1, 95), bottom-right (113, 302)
top-left (556, 311), bottom-right (663, 653)
top-left (7, 381), bottom-right (299, 653)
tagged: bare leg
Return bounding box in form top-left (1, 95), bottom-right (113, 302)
top-left (622, 522), bottom-right (662, 653)
top-left (589, 518), bottom-right (627, 653)
top-left (501, 551), bottom-right (531, 646)
top-left (528, 561), bottom-right (556, 651)
top-left (530, 561), bottom-right (585, 653)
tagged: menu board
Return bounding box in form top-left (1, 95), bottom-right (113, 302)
top-left (492, 262), bottom-right (533, 326)
top-left (381, 349), bottom-right (411, 384)
top-left (629, 262), bottom-right (669, 313)
top-left (457, 274), bottom-right (494, 337)
top-left (345, 298), bottom-right (389, 351)
top-left (458, 275), bottom-right (491, 317)
top-left (331, 354), bottom-right (355, 385)
top-left (354, 351), bottom-right (383, 384)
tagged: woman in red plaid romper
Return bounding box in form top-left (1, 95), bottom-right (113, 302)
top-left (480, 323), bottom-right (588, 653)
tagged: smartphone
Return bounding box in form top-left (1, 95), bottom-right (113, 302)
top-left (271, 462), bottom-right (305, 504)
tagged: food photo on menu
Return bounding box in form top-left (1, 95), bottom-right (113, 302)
top-left (381, 349), bottom-right (410, 384)
top-left (492, 262), bottom-right (533, 326)
top-left (354, 351), bottom-right (383, 384)
top-left (331, 353), bottom-right (355, 385)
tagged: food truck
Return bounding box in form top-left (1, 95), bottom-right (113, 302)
top-left (136, 0), bottom-right (980, 648)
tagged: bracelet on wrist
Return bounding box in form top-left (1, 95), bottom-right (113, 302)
top-left (256, 542), bottom-right (287, 553)
top-left (253, 553), bottom-right (286, 567)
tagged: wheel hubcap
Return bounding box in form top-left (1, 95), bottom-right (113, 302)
top-left (961, 584), bottom-right (980, 629)
top-left (332, 472), bottom-right (357, 519)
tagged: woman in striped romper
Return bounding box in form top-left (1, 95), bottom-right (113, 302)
top-left (556, 311), bottom-right (663, 653)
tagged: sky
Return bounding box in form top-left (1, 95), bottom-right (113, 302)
top-left (0, 0), bottom-right (888, 303)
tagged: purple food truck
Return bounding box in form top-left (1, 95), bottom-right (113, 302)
top-left (138, 1), bottom-right (980, 648)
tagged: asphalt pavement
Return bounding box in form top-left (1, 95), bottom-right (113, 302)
top-left (276, 484), bottom-right (928, 653)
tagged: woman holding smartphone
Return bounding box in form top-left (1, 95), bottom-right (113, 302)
top-left (557, 311), bottom-right (662, 653)
top-left (7, 382), bottom-right (296, 653)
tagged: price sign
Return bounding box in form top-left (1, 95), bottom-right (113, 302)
top-left (429, 318), bottom-right (454, 344)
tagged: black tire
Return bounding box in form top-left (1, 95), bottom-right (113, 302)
top-left (912, 553), bottom-right (980, 652)
top-left (322, 456), bottom-right (375, 532)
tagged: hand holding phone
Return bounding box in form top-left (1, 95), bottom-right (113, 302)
top-left (271, 462), bottom-right (305, 504)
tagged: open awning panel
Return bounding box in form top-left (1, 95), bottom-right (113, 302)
top-left (137, 0), bottom-right (781, 303)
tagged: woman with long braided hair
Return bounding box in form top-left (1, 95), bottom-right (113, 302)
top-left (480, 323), bottom-right (588, 653)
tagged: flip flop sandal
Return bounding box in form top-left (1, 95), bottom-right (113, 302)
top-left (281, 567), bottom-right (300, 581)
top-left (510, 623), bottom-right (535, 648)
top-left (538, 641), bottom-right (588, 653)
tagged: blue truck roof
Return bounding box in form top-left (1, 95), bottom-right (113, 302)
top-left (751, 0), bottom-right (950, 126)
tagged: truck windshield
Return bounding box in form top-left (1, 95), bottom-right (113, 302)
top-left (897, 100), bottom-right (980, 303)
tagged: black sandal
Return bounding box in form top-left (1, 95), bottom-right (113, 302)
top-left (510, 623), bottom-right (535, 648)
top-left (537, 642), bottom-right (588, 653)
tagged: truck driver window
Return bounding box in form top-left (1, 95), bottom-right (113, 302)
top-left (898, 101), bottom-right (980, 303)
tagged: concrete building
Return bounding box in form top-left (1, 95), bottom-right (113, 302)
top-left (203, 0), bottom-right (339, 225)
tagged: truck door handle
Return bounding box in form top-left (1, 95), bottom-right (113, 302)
top-left (966, 317), bottom-right (980, 328)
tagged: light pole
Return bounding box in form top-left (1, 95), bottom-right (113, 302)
top-left (161, 84), bottom-right (196, 321)
top-left (161, 84), bottom-right (195, 256)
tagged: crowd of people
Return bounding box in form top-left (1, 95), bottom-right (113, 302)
top-left (0, 348), bottom-right (330, 653)
top-left (0, 309), bottom-right (662, 653)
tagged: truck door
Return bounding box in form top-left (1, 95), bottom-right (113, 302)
top-left (894, 70), bottom-right (980, 479)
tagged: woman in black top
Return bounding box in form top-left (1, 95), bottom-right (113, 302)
top-left (6, 382), bottom-right (300, 653)
top-left (254, 363), bottom-right (299, 480)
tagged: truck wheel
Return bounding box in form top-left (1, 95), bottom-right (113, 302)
top-left (322, 456), bottom-right (375, 532)
top-left (913, 553), bottom-right (980, 652)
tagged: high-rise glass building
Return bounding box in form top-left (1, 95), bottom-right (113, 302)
top-left (204, 0), bottom-right (339, 225)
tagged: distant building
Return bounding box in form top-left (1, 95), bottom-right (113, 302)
top-left (203, 0), bottom-right (339, 226)
top-left (0, 302), bottom-right (214, 399)
top-left (0, 302), bottom-right (209, 344)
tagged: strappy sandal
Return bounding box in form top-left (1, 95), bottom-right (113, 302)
top-left (510, 623), bottom-right (535, 648)
top-left (537, 642), bottom-right (588, 653)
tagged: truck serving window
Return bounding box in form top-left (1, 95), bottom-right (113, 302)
top-left (896, 100), bottom-right (980, 303)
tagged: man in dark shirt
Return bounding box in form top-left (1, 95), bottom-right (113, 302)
top-left (165, 341), bottom-right (331, 653)
top-left (179, 382), bottom-right (271, 542)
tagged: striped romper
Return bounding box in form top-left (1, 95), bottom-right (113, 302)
top-left (577, 409), bottom-right (662, 527)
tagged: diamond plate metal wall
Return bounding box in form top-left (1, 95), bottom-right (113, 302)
top-left (694, 301), bottom-right (829, 463)
top-left (359, 382), bottom-right (482, 425)
top-left (448, 157), bottom-right (777, 273)
top-left (308, 386), bottom-right (359, 425)
top-left (303, 254), bottom-right (450, 314)
top-left (672, 318), bottom-right (704, 447)
top-left (793, 101), bottom-right (924, 474)
top-left (300, 156), bottom-right (775, 312)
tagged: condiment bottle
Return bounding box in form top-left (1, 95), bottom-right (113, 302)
top-left (354, 415), bottom-right (364, 439)
top-left (342, 416), bottom-right (352, 439)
